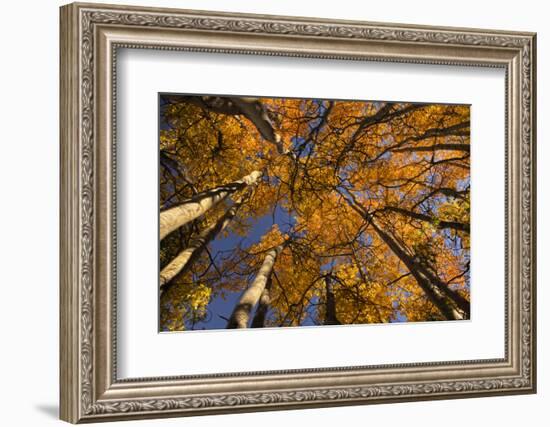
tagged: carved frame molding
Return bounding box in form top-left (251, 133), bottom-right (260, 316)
top-left (60, 2), bottom-right (536, 423)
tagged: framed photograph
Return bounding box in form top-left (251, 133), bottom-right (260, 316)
top-left (60, 2), bottom-right (536, 423)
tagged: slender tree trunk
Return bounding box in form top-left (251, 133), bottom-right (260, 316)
top-left (159, 194), bottom-right (247, 295)
top-left (383, 206), bottom-right (469, 233)
top-left (392, 143), bottom-right (470, 153)
top-left (370, 220), bottom-right (468, 320)
top-left (429, 268), bottom-right (471, 315)
top-left (230, 98), bottom-right (280, 144)
top-left (227, 245), bottom-right (283, 328)
top-left (339, 191), bottom-right (469, 320)
top-left (251, 277), bottom-right (272, 328)
top-left (166, 95), bottom-right (291, 157)
top-left (159, 170), bottom-right (261, 240)
top-left (324, 275), bottom-right (340, 325)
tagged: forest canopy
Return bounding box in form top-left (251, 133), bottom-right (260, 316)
top-left (158, 94), bottom-right (470, 332)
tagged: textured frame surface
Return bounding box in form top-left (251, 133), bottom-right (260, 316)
top-left (60, 2), bottom-right (536, 423)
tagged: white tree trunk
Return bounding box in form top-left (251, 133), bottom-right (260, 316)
top-left (227, 245), bottom-right (283, 328)
top-left (159, 170), bottom-right (261, 240)
top-left (167, 96), bottom-right (290, 156)
top-left (251, 277), bottom-right (272, 328)
top-left (159, 195), bottom-right (245, 292)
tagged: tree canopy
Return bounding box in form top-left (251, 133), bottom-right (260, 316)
top-left (158, 95), bottom-right (470, 331)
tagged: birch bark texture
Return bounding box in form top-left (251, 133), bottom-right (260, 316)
top-left (159, 170), bottom-right (261, 240)
top-left (251, 277), bottom-right (272, 328)
top-left (159, 193), bottom-right (248, 293)
top-left (227, 245), bottom-right (283, 328)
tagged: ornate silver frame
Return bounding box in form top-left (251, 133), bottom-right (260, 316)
top-left (60, 2), bottom-right (537, 423)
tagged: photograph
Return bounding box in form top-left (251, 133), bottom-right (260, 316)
top-left (56, 3), bottom-right (536, 422)
top-left (158, 94), bottom-right (471, 332)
